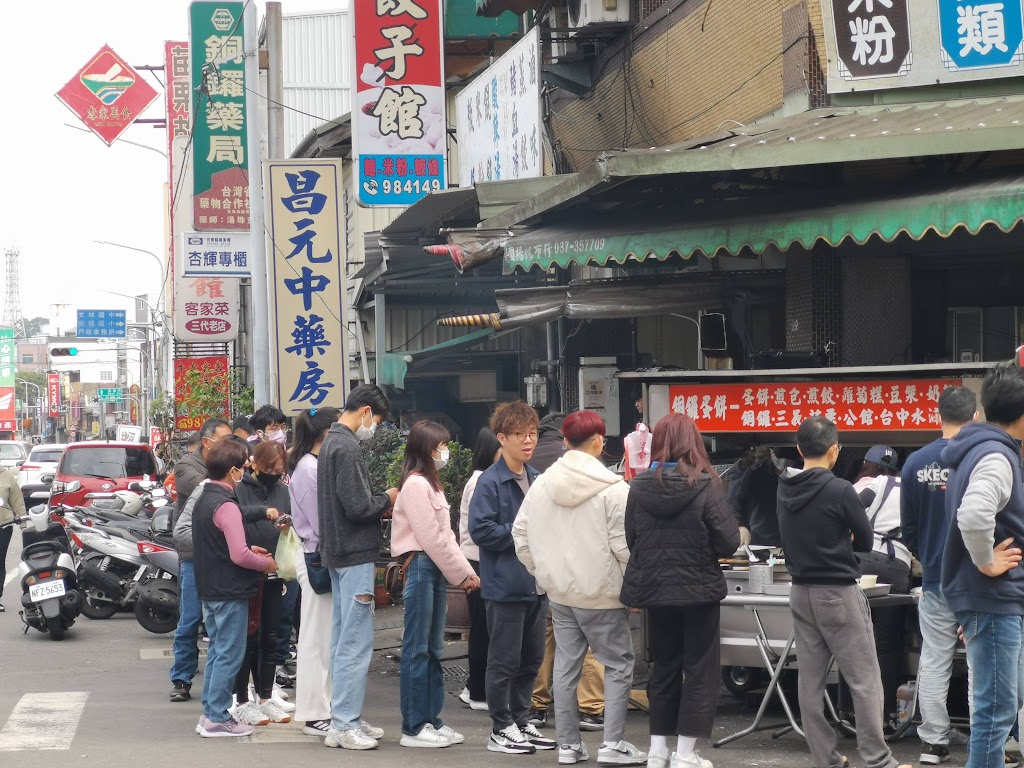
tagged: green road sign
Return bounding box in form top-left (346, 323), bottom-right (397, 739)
top-left (98, 388), bottom-right (123, 402)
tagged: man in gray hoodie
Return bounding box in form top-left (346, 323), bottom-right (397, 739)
top-left (941, 365), bottom-right (1024, 768)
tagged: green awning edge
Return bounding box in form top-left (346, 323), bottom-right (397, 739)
top-left (502, 176), bottom-right (1024, 274)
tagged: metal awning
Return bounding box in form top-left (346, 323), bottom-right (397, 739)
top-left (438, 272), bottom-right (784, 330)
top-left (290, 113), bottom-right (352, 159)
top-left (501, 172), bottom-right (1024, 273)
top-left (474, 0), bottom-right (538, 17)
top-left (484, 96), bottom-right (1024, 230)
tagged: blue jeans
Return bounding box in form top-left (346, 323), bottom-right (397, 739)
top-left (329, 562), bottom-right (375, 731)
top-left (956, 611), bottom-right (1024, 768)
top-left (170, 561), bottom-right (201, 684)
top-left (400, 554), bottom-right (447, 735)
top-left (201, 598), bottom-right (249, 724)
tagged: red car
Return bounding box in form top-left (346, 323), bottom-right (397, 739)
top-left (50, 442), bottom-right (160, 508)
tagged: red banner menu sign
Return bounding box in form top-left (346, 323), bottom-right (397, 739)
top-left (668, 379), bottom-right (963, 433)
top-left (174, 356), bottom-right (230, 431)
top-left (48, 373), bottom-right (61, 419)
top-left (0, 388), bottom-right (15, 432)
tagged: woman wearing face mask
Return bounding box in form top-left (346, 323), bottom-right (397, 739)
top-left (288, 406), bottom-right (340, 737)
top-left (191, 439), bottom-right (278, 738)
top-left (229, 440), bottom-right (294, 727)
top-left (391, 421), bottom-right (481, 748)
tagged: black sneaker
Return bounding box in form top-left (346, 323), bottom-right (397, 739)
top-left (169, 681), bottom-right (191, 702)
top-left (1008, 754), bottom-right (1022, 768)
top-left (579, 712), bottom-right (604, 731)
top-left (919, 743), bottom-right (949, 765)
top-left (528, 709), bottom-right (547, 727)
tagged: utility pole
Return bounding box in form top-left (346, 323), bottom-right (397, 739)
top-left (245, 0), bottom-right (271, 408)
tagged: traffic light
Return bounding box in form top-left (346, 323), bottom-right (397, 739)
top-left (51, 347), bottom-right (78, 357)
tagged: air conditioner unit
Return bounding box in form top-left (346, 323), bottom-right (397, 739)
top-left (567, 0), bottom-right (630, 33)
top-left (549, 6), bottom-right (576, 61)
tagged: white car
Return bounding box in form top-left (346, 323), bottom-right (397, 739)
top-left (18, 443), bottom-right (67, 487)
top-left (0, 440), bottom-right (27, 470)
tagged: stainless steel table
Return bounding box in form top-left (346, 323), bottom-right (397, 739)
top-left (713, 591), bottom-right (918, 749)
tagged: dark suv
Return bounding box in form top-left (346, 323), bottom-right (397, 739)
top-left (50, 442), bottom-right (159, 508)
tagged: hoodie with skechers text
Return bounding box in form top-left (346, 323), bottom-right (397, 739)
top-left (777, 467), bottom-right (873, 586)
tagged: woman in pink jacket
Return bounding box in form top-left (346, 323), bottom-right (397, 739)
top-left (392, 421), bottom-right (481, 749)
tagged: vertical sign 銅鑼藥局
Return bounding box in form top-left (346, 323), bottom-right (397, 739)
top-left (189, 1), bottom-right (250, 230)
top-left (266, 160), bottom-right (347, 411)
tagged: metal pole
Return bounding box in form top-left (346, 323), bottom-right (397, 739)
top-left (267, 3), bottom-right (285, 159)
top-left (245, 0), bottom-right (272, 407)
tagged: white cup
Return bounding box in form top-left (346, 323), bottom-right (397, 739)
top-left (859, 574), bottom-right (878, 588)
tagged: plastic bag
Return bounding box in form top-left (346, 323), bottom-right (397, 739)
top-left (274, 527), bottom-right (301, 582)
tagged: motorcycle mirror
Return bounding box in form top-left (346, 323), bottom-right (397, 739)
top-left (151, 498), bottom-right (169, 508)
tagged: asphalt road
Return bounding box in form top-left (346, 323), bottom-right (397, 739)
top-left (0, 527), bottom-right (966, 767)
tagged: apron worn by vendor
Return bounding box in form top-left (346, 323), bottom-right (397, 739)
top-left (857, 476), bottom-right (912, 594)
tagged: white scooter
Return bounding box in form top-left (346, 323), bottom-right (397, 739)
top-left (12, 504), bottom-right (83, 640)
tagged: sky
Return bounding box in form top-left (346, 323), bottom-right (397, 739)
top-left (0, 0), bottom-right (347, 327)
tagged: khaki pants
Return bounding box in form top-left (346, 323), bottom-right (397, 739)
top-left (532, 610), bottom-right (604, 715)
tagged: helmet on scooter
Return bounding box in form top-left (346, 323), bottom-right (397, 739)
top-left (112, 490), bottom-right (144, 516)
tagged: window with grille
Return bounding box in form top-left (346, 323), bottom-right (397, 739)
top-left (632, 0), bottom-right (669, 21)
top-left (100, 370), bottom-right (114, 382)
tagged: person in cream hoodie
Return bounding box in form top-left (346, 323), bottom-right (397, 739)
top-left (513, 410), bottom-right (646, 767)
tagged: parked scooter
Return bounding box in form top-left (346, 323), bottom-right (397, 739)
top-left (67, 509), bottom-right (152, 621)
top-left (132, 505), bottom-right (180, 634)
top-left (10, 504), bottom-right (83, 640)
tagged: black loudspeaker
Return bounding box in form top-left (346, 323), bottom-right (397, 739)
top-left (700, 313), bottom-right (728, 352)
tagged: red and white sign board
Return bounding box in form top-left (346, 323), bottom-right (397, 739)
top-left (150, 426), bottom-right (167, 448)
top-left (669, 379), bottom-right (963, 433)
top-left (0, 388), bottom-right (15, 432)
top-left (48, 373), bottom-right (61, 419)
top-left (56, 45), bottom-right (159, 146)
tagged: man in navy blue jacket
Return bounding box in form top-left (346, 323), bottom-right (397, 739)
top-left (901, 385), bottom-right (976, 765)
top-left (942, 365), bottom-right (1024, 768)
top-left (469, 401), bottom-right (555, 756)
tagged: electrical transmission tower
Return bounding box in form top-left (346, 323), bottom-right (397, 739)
top-left (3, 248), bottom-right (25, 339)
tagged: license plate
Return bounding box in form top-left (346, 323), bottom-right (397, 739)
top-left (28, 580), bottom-right (66, 603)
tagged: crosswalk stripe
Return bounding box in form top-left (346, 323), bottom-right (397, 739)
top-left (0, 692), bottom-right (90, 751)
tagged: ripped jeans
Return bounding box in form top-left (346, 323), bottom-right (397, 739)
top-left (329, 562), bottom-right (376, 732)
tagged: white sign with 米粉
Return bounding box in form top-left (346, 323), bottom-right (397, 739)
top-left (456, 27), bottom-right (542, 188)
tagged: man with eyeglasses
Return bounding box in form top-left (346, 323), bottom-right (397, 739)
top-left (169, 417), bottom-right (233, 704)
top-left (470, 401), bottom-right (557, 756)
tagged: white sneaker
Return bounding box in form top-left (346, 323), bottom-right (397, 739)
top-left (458, 686), bottom-right (488, 710)
top-left (360, 720), bottom-right (384, 739)
top-left (598, 740), bottom-right (648, 766)
top-left (231, 701), bottom-right (270, 726)
top-left (272, 683), bottom-right (290, 702)
top-left (270, 693), bottom-right (295, 712)
top-left (400, 724), bottom-right (453, 748)
top-left (259, 699), bottom-right (293, 724)
top-left (325, 726), bottom-right (379, 750)
top-left (560, 742), bottom-right (590, 764)
top-left (670, 752), bottom-right (712, 768)
top-left (436, 724), bottom-right (465, 744)
top-left (646, 753), bottom-right (670, 768)
top-left (488, 724), bottom-right (537, 754)
top-left (522, 722), bottom-right (557, 750)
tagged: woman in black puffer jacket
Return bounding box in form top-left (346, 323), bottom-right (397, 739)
top-left (621, 413), bottom-right (740, 768)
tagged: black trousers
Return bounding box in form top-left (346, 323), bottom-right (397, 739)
top-left (466, 560), bottom-right (490, 702)
top-left (854, 551), bottom-right (911, 718)
top-left (234, 578), bottom-right (284, 702)
top-left (0, 524), bottom-right (11, 601)
top-left (647, 603), bottom-right (721, 738)
top-left (485, 596), bottom-right (548, 731)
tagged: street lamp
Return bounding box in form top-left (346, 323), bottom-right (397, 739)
top-left (16, 378), bottom-right (42, 436)
top-left (93, 241), bottom-right (167, 312)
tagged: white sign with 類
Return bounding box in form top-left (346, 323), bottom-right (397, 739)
top-left (822, 0), bottom-right (1024, 93)
top-left (456, 27), bottom-right (542, 188)
top-left (181, 233), bottom-right (252, 277)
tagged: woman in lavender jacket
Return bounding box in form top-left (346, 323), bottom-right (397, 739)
top-left (288, 407), bottom-right (341, 738)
